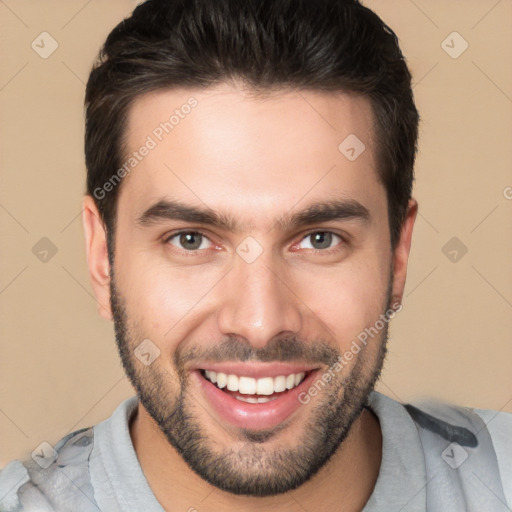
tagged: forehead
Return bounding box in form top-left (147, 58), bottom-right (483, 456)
top-left (119, 84), bottom-right (383, 227)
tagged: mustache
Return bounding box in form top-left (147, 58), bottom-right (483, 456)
top-left (174, 334), bottom-right (341, 369)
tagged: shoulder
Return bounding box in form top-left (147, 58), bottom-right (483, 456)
top-left (369, 392), bottom-right (512, 509)
top-left (0, 426), bottom-right (99, 512)
top-left (404, 396), bottom-right (512, 509)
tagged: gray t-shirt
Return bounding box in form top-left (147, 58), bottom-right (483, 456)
top-left (1, 391), bottom-right (511, 511)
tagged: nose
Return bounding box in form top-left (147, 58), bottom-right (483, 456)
top-left (216, 253), bottom-right (303, 349)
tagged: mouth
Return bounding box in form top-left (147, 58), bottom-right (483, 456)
top-left (192, 363), bottom-right (320, 430)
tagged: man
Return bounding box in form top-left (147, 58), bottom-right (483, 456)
top-left (1, 0), bottom-right (510, 510)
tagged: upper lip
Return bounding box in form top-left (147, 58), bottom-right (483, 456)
top-left (191, 362), bottom-right (320, 379)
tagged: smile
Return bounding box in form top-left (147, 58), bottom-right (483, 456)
top-left (193, 364), bottom-right (320, 430)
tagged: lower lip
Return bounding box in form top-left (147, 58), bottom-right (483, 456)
top-left (193, 370), bottom-right (318, 431)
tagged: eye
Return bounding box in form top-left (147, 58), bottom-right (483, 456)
top-left (296, 231), bottom-right (343, 252)
top-left (165, 231), bottom-right (213, 251)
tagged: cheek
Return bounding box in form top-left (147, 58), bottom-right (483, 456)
top-left (293, 257), bottom-right (390, 345)
top-left (117, 256), bottom-right (220, 338)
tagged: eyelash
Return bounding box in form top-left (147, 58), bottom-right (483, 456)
top-left (163, 230), bottom-right (347, 256)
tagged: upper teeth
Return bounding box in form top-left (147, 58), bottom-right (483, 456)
top-left (204, 371), bottom-right (306, 395)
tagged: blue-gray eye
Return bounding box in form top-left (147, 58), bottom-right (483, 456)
top-left (299, 232), bottom-right (341, 250)
top-left (168, 232), bottom-right (212, 251)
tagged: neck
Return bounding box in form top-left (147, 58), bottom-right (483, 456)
top-left (130, 405), bottom-right (382, 512)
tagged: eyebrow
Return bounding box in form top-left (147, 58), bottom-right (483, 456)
top-left (135, 198), bottom-right (370, 233)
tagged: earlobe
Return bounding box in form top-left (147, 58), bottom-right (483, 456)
top-left (391, 198), bottom-right (418, 305)
top-left (82, 195), bottom-right (113, 321)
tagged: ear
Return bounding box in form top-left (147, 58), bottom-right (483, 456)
top-left (82, 195), bottom-right (113, 321)
top-left (391, 198), bottom-right (418, 306)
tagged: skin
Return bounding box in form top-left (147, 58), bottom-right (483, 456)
top-left (82, 83), bottom-right (417, 511)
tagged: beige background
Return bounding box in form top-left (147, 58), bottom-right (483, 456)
top-left (1, 0), bottom-right (511, 466)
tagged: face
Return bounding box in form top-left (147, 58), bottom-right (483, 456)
top-left (85, 83), bottom-right (415, 497)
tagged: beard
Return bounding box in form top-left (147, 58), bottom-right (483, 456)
top-left (109, 267), bottom-right (392, 497)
